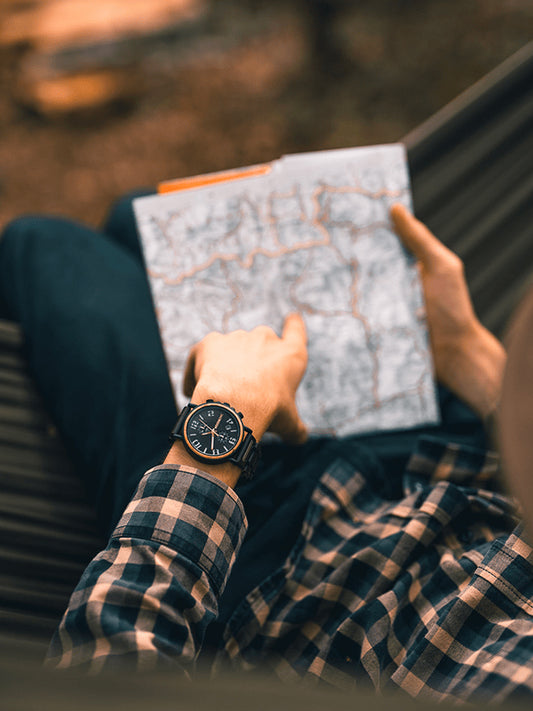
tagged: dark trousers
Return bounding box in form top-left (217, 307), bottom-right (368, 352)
top-left (0, 192), bottom-right (177, 533)
top-left (0, 193), bottom-right (488, 632)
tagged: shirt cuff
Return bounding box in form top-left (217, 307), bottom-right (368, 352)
top-left (111, 464), bottom-right (248, 596)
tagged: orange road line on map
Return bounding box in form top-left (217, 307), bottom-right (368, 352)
top-left (148, 235), bottom-right (330, 285)
top-left (320, 185), bottom-right (404, 199)
top-left (149, 185), bottom-right (405, 287)
top-left (148, 186), bottom-right (334, 286)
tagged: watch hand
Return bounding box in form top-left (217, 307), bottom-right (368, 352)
top-left (198, 415), bottom-right (217, 436)
top-left (209, 415), bottom-right (224, 450)
top-left (199, 415), bottom-right (213, 430)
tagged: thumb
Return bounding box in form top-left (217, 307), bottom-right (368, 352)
top-left (270, 402), bottom-right (308, 445)
top-left (390, 203), bottom-right (450, 270)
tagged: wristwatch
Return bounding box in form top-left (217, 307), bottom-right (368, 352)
top-left (169, 400), bottom-right (260, 479)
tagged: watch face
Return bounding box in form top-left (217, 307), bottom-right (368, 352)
top-left (184, 403), bottom-right (244, 460)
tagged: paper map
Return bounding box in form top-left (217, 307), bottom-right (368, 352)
top-left (134, 144), bottom-right (439, 436)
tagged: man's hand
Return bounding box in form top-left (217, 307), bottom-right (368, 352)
top-left (391, 203), bottom-right (506, 420)
top-left (183, 313), bottom-right (309, 444)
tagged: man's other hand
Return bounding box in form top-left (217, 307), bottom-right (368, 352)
top-left (183, 313), bottom-right (309, 444)
top-left (391, 203), bottom-right (506, 420)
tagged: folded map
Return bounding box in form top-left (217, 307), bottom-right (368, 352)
top-left (134, 144), bottom-right (440, 437)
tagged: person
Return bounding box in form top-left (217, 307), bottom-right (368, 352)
top-left (0, 196), bottom-right (531, 703)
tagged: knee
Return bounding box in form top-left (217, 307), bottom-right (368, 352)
top-left (2, 214), bottom-right (60, 245)
top-left (1, 215), bottom-right (63, 267)
top-left (103, 188), bottom-right (153, 262)
top-left (1, 216), bottom-right (40, 266)
top-left (105, 194), bottom-right (134, 227)
top-left (2, 215), bottom-right (39, 244)
top-left (0, 214), bottom-right (101, 323)
top-left (104, 189), bottom-right (153, 234)
top-left (0, 217), bottom-right (43, 319)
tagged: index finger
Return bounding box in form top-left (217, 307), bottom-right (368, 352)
top-left (390, 203), bottom-right (454, 270)
top-left (282, 312), bottom-right (307, 348)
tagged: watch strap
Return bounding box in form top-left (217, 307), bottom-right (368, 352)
top-left (231, 429), bottom-right (260, 480)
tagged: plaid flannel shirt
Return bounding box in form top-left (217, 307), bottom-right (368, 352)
top-left (47, 437), bottom-right (533, 703)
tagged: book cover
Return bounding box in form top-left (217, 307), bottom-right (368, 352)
top-left (134, 143), bottom-right (440, 436)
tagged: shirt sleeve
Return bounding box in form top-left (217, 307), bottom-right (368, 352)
top-left (45, 464), bottom-right (248, 673)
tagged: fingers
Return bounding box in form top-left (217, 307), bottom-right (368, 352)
top-left (390, 203), bottom-right (454, 270)
top-left (182, 317), bottom-right (308, 438)
top-left (282, 312), bottom-right (307, 348)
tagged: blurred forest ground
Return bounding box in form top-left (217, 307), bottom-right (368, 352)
top-left (0, 0), bottom-right (532, 230)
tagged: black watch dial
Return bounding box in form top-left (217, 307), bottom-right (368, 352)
top-left (184, 403), bottom-right (244, 460)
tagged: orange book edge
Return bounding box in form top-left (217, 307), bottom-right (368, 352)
top-left (158, 163), bottom-right (272, 194)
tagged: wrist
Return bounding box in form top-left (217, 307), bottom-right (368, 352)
top-left (445, 323), bottom-right (506, 420)
top-left (191, 382), bottom-right (273, 441)
top-left (166, 392), bottom-right (265, 487)
top-left (164, 439), bottom-right (241, 489)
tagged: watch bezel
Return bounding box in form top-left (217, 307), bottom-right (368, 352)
top-left (182, 402), bottom-right (245, 462)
